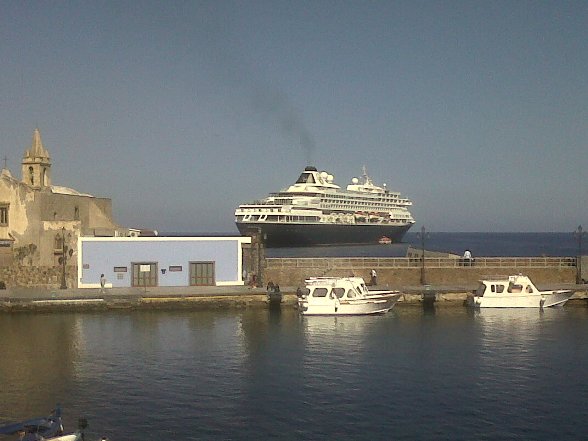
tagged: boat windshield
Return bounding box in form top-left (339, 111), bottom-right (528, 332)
top-left (296, 173), bottom-right (316, 184)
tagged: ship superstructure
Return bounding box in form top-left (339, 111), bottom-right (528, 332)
top-left (235, 166), bottom-right (415, 247)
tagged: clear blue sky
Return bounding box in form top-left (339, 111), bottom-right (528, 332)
top-left (1, 1), bottom-right (586, 233)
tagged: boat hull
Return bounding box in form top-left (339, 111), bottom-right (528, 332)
top-left (473, 290), bottom-right (574, 308)
top-left (298, 293), bottom-right (401, 316)
top-left (236, 221), bottom-right (412, 247)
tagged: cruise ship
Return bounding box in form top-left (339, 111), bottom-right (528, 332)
top-left (235, 166), bottom-right (415, 247)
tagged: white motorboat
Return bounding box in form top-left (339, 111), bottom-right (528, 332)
top-left (472, 274), bottom-right (574, 308)
top-left (297, 277), bottom-right (401, 315)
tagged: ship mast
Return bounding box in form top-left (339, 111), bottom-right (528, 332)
top-left (362, 165), bottom-right (373, 186)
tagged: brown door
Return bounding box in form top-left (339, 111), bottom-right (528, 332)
top-left (190, 261), bottom-right (215, 286)
top-left (132, 262), bottom-right (158, 287)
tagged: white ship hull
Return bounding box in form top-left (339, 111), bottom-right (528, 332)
top-left (236, 221), bottom-right (412, 247)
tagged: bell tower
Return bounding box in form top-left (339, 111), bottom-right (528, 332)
top-left (21, 128), bottom-right (52, 189)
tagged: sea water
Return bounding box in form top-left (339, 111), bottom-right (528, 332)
top-left (266, 232), bottom-right (582, 258)
top-left (1, 306), bottom-right (588, 440)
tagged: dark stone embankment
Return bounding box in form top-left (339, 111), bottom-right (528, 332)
top-left (0, 285), bottom-right (274, 312)
top-left (1, 284), bottom-right (587, 313)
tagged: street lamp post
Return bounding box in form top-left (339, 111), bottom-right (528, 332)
top-left (574, 225), bottom-right (585, 285)
top-left (416, 226), bottom-right (429, 285)
top-left (60, 227), bottom-right (67, 289)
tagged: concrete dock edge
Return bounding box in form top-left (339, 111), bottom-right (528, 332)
top-left (1, 285), bottom-right (586, 312)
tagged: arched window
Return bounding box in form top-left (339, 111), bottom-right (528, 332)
top-left (54, 233), bottom-right (63, 250)
top-left (29, 166), bottom-right (34, 185)
top-left (0, 204), bottom-right (8, 226)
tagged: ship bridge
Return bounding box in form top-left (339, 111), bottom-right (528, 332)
top-left (286, 166), bottom-right (341, 192)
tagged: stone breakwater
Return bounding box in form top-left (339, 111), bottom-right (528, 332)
top-left (264, 258), bottom-right (578, 287)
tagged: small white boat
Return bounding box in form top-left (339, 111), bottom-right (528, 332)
top-left (297, 277), bottom-right (401, 315)
top-left (472, 274), bottom-right (574, 308)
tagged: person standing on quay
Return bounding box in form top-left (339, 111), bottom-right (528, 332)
top-left (100, 274), bottom-right (106, 294)
top-left (370, 269), bottom-right (377, 286)
top-left (463, 249), bottom-right (472, 267)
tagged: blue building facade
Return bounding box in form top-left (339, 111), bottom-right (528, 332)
top-left (77, 236), bottom-right (251, 288)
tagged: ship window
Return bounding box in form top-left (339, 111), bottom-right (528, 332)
top-left (312, 287), bottom-right (328, 297)
top-left (491, 284), bottom-right (504, 293)
top-left (296, 173), bottom-right (316, 184)
top-left (332, 288), bottom-right (345, 298)
top-left (508, 283), bottom-right (523, 293)
top-left (347, 289), bottom-right (355, 298)
top-left (526, 285), bottom-right (533, 293)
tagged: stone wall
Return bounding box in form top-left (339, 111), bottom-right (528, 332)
top-left (0, 258), bottom-right (578, 290)
top-left (0, 265), bottom-right (77, 289)
top-left (264, 260), bottom-right (576, 288)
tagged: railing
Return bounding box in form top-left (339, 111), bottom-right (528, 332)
top-left (265, 257), bottom-right (577, 269)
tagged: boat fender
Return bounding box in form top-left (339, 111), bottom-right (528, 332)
top-left (540, 296), bottom-right (546, 308)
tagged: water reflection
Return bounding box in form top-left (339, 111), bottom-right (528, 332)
top-left (0, 314), bottom-right (82, 419)
top-left (235, 307), bottom-right (306, 437)
top-left (476, 308), bottom-right (558, 349)
top-left (75, 310), bottom-right (251, 440)
top-left (474, 309), bottom-right (544, 385)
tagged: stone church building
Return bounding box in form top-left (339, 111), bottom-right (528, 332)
top-left (0, 129), bottom-right (126, 285)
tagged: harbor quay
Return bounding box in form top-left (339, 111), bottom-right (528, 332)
top-left (1, 276), bottom-right (586, 313)
top-left (1, 253), bottom-right (587, 312)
